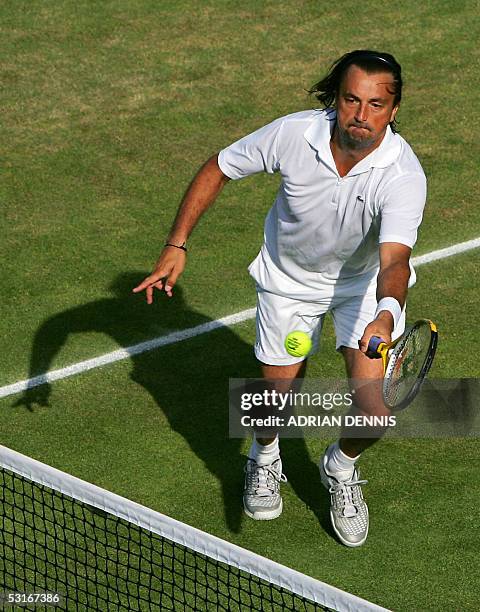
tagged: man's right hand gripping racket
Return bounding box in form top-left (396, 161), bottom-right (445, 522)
top-left (367, 319), bottom-right (438, 410)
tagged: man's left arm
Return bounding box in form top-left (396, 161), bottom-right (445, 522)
top-left (358, 242), bottom-right (411, 353)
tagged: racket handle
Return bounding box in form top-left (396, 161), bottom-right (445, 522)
top-left (366, 336), bottom-right (385, 358)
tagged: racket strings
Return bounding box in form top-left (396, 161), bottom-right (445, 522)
top-left (384, 325), bottom-right (432, 407)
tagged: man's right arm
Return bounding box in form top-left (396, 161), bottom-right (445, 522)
top-left (133, 154), bottom-right (230, 303)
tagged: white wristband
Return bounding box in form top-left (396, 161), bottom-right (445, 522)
top-left (374, 297), bottom-right (402, 329)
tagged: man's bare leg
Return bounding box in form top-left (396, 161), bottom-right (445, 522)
top-left (255, 361), bottom-right (307, 445)
top-left (319, 346), bottom-right (387, 546)
top-left (243, 360), bottom-right (306, 520)
top-left (339, 346), bottom-right (390, 457)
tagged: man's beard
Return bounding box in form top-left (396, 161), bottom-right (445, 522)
top-left (336, 123), bottom-right (377, 150)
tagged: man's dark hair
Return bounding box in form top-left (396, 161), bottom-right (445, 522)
top-left (309, 50), bottom-right (403, 133)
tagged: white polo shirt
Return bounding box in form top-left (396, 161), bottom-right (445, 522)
top-left (218, 108), bottom-right (427, 301)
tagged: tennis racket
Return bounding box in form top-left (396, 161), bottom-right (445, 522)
top-left (366, 319), bottom-right (438, 410)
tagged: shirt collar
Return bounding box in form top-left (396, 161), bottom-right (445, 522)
top-left (303, 108), bottom-right (402, 176)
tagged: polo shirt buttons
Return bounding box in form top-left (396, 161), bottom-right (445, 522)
top-left (331, 178), bottom-right (342, 208)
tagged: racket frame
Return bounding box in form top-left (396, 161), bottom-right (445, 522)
top-left (370, 319), bottom-right (438, 410)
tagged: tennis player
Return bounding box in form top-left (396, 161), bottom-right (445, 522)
top-left (134, 50), bottom-right (426, 547)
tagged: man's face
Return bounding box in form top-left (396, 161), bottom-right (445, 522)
top-left (335, 64), bottom-right (399, 151)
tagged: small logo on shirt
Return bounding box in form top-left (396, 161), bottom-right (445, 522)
top-left (356, 194), bottom-right (365, 202)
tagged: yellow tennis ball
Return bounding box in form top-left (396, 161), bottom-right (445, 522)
top-left (284, 331), bottom-right (312, 357)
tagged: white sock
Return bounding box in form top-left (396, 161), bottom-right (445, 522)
top-left (325, 441), bottom-right (359, 481)
top-left (248, 435), bottom-right (280, 466)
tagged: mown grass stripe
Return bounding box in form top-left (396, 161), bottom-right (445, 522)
top-left (1, 237), bottom-right (479, 399)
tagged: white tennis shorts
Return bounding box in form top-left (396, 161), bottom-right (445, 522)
top-left (254, 287), bottom-right (406, 366)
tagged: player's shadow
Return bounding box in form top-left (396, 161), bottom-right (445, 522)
top-left (14, 272), bottom-right (326, 535)
top-left (280, 440), bottom-right (333, 538)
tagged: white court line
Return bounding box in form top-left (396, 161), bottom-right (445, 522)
top-left (1, 236), bottom-right (480, 399)
top-left (410, 237), bottom-right (480, 265)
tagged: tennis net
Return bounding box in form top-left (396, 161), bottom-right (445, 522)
top-left (0, 446), bottom-right (388, 611)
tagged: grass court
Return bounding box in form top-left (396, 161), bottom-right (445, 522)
top-left (1, 1), bottom-right (479, 609)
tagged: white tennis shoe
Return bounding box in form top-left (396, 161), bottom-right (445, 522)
top-left (319, 454), bottom-right (369, 547)
top-left (243, 458), bottom-right (287, 520)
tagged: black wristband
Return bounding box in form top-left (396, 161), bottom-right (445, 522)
top-left (165, 242), bottom-right (187, 252)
